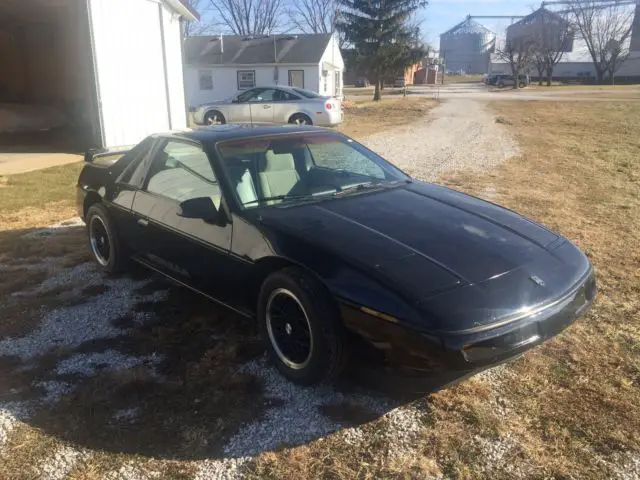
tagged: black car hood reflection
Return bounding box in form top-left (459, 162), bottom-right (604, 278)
top-left (258, 181), bottom-right (590, 330)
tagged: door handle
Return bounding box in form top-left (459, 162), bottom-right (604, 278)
top-left (263, 105), bottom-right (271, 109)
top-left (137, 218), bottom-right (149, 227)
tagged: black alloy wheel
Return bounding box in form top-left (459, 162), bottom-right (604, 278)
top-left (85, 203), bottom-right (127, 273)
top-left (266, 288), bottom-right (314, 370)
top-left (258, 267), bottom-right (347, 385)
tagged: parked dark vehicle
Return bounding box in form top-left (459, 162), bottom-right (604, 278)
top-left (77, 126), bottom-right (596, 385)
top-left (496, 74), bottom-right (530, 88)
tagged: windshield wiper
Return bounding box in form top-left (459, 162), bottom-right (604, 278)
top-left (333, 182), bottom-right (385, 197)
top-left (243, 193), bottom-right (316, 206)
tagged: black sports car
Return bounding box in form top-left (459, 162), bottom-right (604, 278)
top-left (77, 126), bottom-right (596, 385)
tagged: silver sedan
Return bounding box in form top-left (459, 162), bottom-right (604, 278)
top-left (193, 85), bottom-right (343, 127)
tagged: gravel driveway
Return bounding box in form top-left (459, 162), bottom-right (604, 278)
top-left (0, 99), bottom-right (526, 479)
top-left (359, 98), bottom-right (519, 181)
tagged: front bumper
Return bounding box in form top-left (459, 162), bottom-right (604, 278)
top-left (342, 268), bottom-right (596, 374)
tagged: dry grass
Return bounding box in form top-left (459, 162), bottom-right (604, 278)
top-left (338, 97), bottom-right (438, 138)
top-left (0, 162), bottom-right (82, 224)
top-left (1, 100), bottom-right (639, 478)
top-left (243, 101), bottom-right (640, 478)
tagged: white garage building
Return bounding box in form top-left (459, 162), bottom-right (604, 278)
top-left (0, 0), bottom-right (198, 153)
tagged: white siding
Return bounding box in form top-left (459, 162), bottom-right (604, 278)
top-left (318, 34), bottom-right (345, 97)
top-left (89, 0), bottom-right (188, 147)
top-left (185, 65), bottom-right (320, 107)
top-left (161, 6), bottom-right (188, 130)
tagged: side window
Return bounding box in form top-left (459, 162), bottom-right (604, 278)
top-left (117, 137), bottom-right (155, 185)
top-left (199, 69), bottom-right (213, 91)
top-left (247, 88), bottom-right (277, 102)
top-left (145, 140), bottom-right (222, 208)
top-left (237, 70), bottom-right (256, 89)
top-left (275, 89), bottom-right (299, 101)
top-left (236, 88), bottom-right (257, 103)
top-left (288, 70), bottom-right (304, 89)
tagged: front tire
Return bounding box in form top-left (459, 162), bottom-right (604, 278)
top-left (86, 204), bottom-right (127, 274)
top-left (204, 110), bottom-right (226, 125)
top-left (258, 267), bottom-right (347, 385)
top-left (288, 113), bottom-right (312, 126)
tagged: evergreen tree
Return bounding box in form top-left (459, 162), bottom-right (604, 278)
top-left (338, 0), bottom-right (427, 100)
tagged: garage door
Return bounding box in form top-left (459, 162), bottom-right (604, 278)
top-left (88, 0), bottom-right (172, 147)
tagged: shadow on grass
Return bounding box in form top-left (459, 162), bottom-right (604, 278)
top-left (0, 225), bottom-right (479, 462)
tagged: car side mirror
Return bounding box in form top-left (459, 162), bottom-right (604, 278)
top-left (178, 197), bottom-right (219, 223)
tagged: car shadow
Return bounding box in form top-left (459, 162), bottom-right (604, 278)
top-left (0, 224), bottom-right (480, 462)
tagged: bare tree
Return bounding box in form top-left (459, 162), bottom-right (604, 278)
top-left (181, 0), bottom-right (216, 37)
top-left (495, 38), bottom-right (537, 89)
top-left (533, 49), bottom-right (547, 86)
top-left (287, 0), bottom-right (338, 34)
top-left (208, 0), bottom-right (285, 36)
top-left (567, 0), bottom-right (635, 84)
top-left (533, 10), bottom-right (573, 86)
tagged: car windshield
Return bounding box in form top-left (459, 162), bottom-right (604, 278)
top-left (216, 133), bottom-right (409, 209)
top-left (292, 88), bottom-right (321, 99)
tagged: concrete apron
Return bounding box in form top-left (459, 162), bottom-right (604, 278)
top-left (0, 152), bottom-right (82, 175)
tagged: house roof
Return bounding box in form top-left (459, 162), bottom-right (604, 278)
top-left (184, 33), bottom-right (333, 65)
top-left (164, 0), bottom-right (199, 21)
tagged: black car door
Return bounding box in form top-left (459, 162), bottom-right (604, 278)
top-left (130, 138), bottom-right (242, 308)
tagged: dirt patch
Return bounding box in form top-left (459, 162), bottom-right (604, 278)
top-left (338, 97), bottom-right (438, 138)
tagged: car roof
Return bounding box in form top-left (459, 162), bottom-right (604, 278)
top-left (161, 125), bottom-right (337, 143)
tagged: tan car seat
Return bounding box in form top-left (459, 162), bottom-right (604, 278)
top-left (258, 150), bottom-right (300, 200)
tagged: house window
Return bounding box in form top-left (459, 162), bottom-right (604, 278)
top-left (288, 70), bottom-right (304, 89)
top-left (334, 72), bottom-right (341, 96)
top-left (237, 70), bottom-right (256, 90)
top-left (199, 70), bottom-right (213, 91)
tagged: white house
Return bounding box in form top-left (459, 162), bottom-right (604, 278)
top-left (184, 33), bottom-right (344, 108)
top-left (0, 0), bottom-right (198, 150)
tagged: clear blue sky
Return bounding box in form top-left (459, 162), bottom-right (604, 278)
top-left (420, 0), bottom-right (543, 47)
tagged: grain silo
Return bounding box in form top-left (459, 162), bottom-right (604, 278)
top-left (506, 8), bottom-right (574, 52)
top-left (440, 16), bottom-right (496, 74)
top-left (631, 0), bottom-right (640, 51)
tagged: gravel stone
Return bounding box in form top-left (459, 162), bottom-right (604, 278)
top-left (23, 217), bottom-right (84, 239)
top-left (37, 445), bottom-right (85, 480)
top-left (34, 381), bottom-right (73, 404)
top-left (0, 264), bottom-right (165, 359)
top-left (359, 99), bottom-right (519, 182)
top-left (55, 350), bottom-right (161, 377)
top-left (193, 458), bottom-right (251, 480)
top-left (222, 358), bottom-right (396, 457)
top-left (113, 407), bottom-right (140, 423)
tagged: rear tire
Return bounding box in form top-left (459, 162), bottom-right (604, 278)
top-left (86, 204), bottom-right (127, 274)
top-left (288, 113), bottom-right (312, 126)
top-left (258, 267), bottom-right (347, 385)
top-left (204, 110), bottom-right (226, 125)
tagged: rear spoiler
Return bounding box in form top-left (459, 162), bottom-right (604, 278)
top-left (84, 145), bottom-right (134, 165)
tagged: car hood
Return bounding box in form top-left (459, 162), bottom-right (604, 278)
top-left (258, 181), bottom-right (590, 330)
